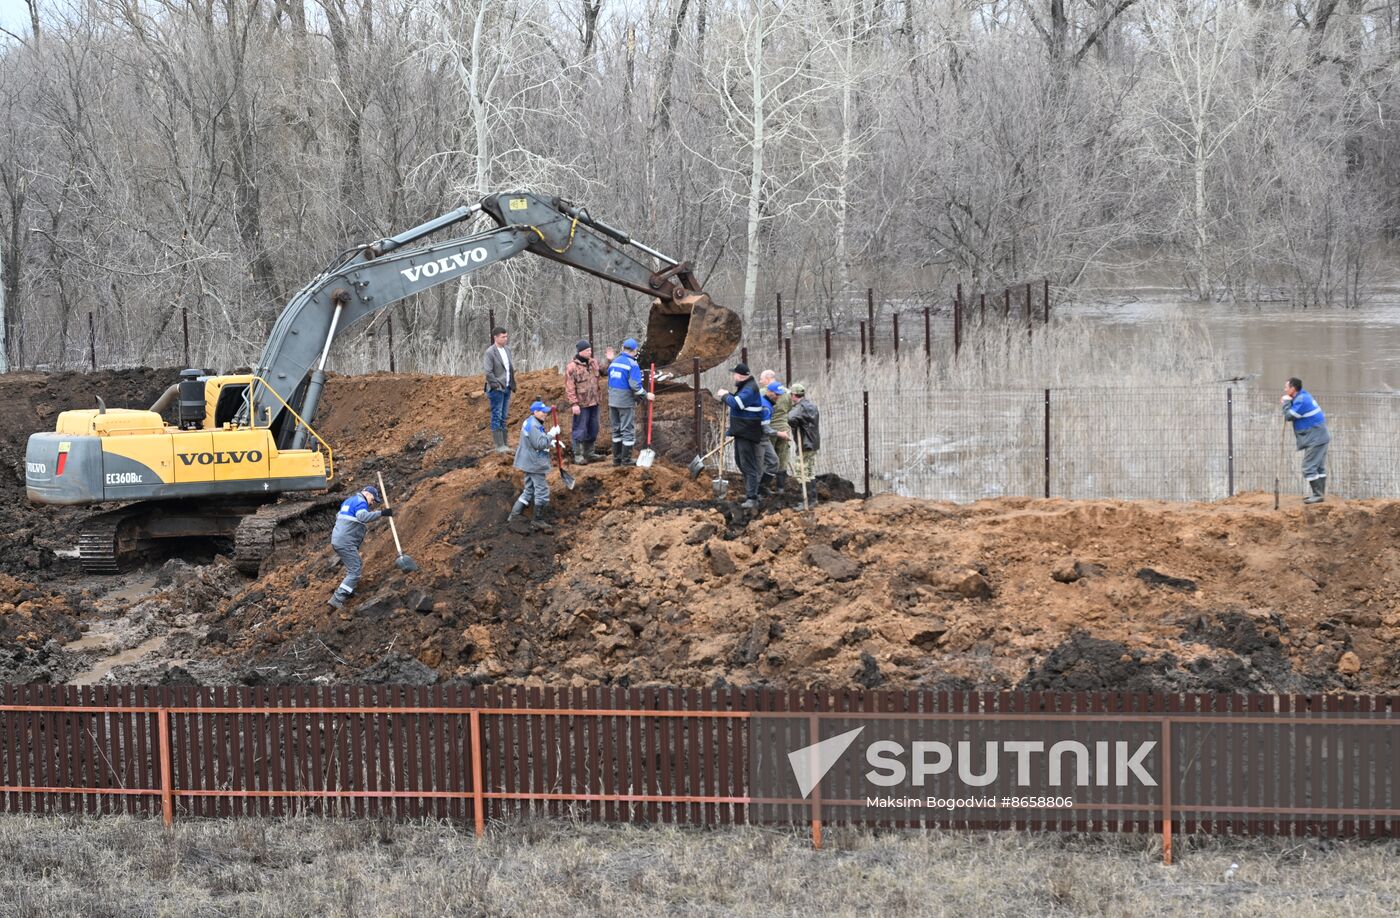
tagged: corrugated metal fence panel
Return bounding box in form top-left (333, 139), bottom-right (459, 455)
top-left (0, 687), bottom-right (1395, 838)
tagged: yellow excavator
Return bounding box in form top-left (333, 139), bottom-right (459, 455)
top-left (25, 192), bottom-right (740, 573)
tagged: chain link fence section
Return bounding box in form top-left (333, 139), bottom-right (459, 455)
top-left (810, 385), bottom-right (1400, 503)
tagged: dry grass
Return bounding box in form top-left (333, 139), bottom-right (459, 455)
top-left (0, 815), bottom-right (1395, 917)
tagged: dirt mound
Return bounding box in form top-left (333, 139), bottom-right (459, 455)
top-left (3, 367), bottom-right (1400, 694)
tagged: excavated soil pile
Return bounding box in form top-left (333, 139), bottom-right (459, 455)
top-left (3, 368), bottom-right (1399, 693)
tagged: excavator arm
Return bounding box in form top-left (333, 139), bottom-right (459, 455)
top-left (243, 192), bottom-right (739, 448)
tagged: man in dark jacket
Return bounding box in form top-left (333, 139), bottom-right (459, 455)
top-left (483, 326), bottom-right (516, 454)
top-left (508, 401), bottom-right (559, 531)
top-left (328, 484), bottom-right (392, 608)
top-left (715, 362), bottom-right (765, 508)
top-left (786, 382), bottom-right (820, 494)
top-left (1282, 377), bottom-right (1331, 504)
top-left (564, 339), bottom-right (602, 464)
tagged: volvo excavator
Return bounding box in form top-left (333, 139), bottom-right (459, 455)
top-left (24, 191), bottom-right (740, 574)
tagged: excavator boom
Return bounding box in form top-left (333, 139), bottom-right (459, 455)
top-left (246, 192), bottom-right (739, 447)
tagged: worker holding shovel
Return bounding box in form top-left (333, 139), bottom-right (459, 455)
top-left (328, 484), bottom-right (393, 609)
top-left (1282, 377), bottom-right (1331, 504)
top-left (787, 383), bottom-right (821, 503)
top-left (507, 400), bottom-right (559, 532)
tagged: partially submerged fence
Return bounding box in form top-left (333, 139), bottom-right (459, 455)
top-left (0, 686), bottom-right (1395, 863)
top-left (812, 385), bottom-right (1400, 502)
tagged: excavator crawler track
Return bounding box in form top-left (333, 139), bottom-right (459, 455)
top-left (77, 508), bottom-right (143, 574)
top-left (233, 496), bottom-right (343, 575)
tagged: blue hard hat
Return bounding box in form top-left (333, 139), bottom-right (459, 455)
top-left (623, 338), bottom-right (639, 350)
top-left (529, 400), bottom-right (549, 413)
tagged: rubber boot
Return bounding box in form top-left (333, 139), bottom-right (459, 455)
top-left (530, 503), bottom-right (554, 532)
top-left (573, 442), bottom-right (588, 465)
top-left (493, 429), bottom-right (511, 454)
top-left (759, 474), bottom-right (776, 497)
top-left (1304, 478), bottom-right (1324, 504)
top-left (584, 440), bottom-right (601, 463)
top-left (328, 586), bottom-right (352, 609)
top-left (612, 440), bottom-right (623, 466)
top-left (619, 445), bottom-right (635, 467)
top-left (776, 471), bottom-right (788, 493)
top-left (506, 500), bottom-right (527, 524)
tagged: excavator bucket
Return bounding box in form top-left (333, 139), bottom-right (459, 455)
top-left (639, 292), bottom-right (742, 376)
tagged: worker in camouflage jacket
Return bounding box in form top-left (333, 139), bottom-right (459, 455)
top-left (508, 401), bottom-right (559, 531)
top-left (786, 382), bottom-right (820, 493)
top-left (1282, 377), bottom-right (1331, 504)
top-left (564, 339), bottom-right (602, 464)
top-left (328, 484), bottom-right (392, 608)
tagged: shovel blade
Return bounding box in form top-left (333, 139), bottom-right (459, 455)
top-left (561, 469), bottom-right (577, 491)
top-left (712, 477), bottom-right (729, 499)
top-left (637, 448), bottom-right (656, 469)
top-left (395, 554), bottom-right (419, 573)
top-left (687, 456), bottom-right (705, 478)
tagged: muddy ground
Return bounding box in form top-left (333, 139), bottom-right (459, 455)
top-left (1, 368), bottom-right (1397, 692)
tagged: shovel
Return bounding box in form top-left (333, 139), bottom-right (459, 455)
top-left (637, 363), bottom-right (657, 468)
top-left (1274, 418), bottom-right (1285, 510)
top-left (712, 413), bottom-right (730, 499)
top-left (793, 431), bottom-right (810, 511)
top-left (688, 437), bottom-right (733, 478)
top-left (549, 406), bottom-right (577, 490)
top-left (376, 472), bottom-right (419, 573)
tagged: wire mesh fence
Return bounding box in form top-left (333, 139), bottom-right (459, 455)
top-left (744, 385), bottom-right (1400, 503)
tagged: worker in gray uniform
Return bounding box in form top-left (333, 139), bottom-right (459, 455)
top-left (328, 484), bottom-right (392, 608)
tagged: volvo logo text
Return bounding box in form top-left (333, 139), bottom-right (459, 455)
top-left (399, 247), bottom-right (488, 283)
top-left (26, 462), bottom-right (47, 476)
top-left (177, 450), bottom-right (264, 466)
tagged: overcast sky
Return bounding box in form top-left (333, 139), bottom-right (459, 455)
top-left (0, 0), bottom-right (33, 37)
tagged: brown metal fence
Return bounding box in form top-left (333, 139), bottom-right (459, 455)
top-left (0, 685), bottom-right (1396, 864)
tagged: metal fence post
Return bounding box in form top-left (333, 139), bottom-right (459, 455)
top-left (980, 292), bottom-right (986, 324)
top-left (953, 298), bottom-right (962, 356)
top-left (859, 321), bottom-right (866, 359)
top-left (158, 707), bottom-right (174, 827)
top-left (776, 292), bottom-right (783, 348)
top-left (693, 358), bottom-right (703, 455)
top-left (1044, 388), bottom-right (1051, 499)
top-left (824, 328), bottom-right (832, 369)
top-left (923, 307), bottom-right (931, 360)
top-left (809, 712), bottom-right (823, 850)
top-left (866, 288), bottom-right (875, 355)
top-left (181, 306), bottom-right (190, 367)
top-left (1162, 717), bottom-right (1173, 866)
top-left (387, 313), bottom-right (396, 373)
top-left (1226, 388), bottom-right (1235, 497)
top-left (1026, 284), bottom-right (1033, 339)
top-left (488, 309), bottom-right (496, 335)
top-left (1004, 287), bottom-right (1010, 319)
top-left (892, 314), bottom-right (900, 359)
top-left (88, 312), bottom-right (96, 371)
top-left (862, 390), bottom-right (871, 498)
top-left (741, 346), bottom-right (748, 368)
top-left (1043, 279), bottom-right (1050, 324)
top-left (587, 302), bottom-right (594, 349)
top-left (470, 709), bottom-right (485, 837)
top-left (784, 337), bottom-right (793, 383)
